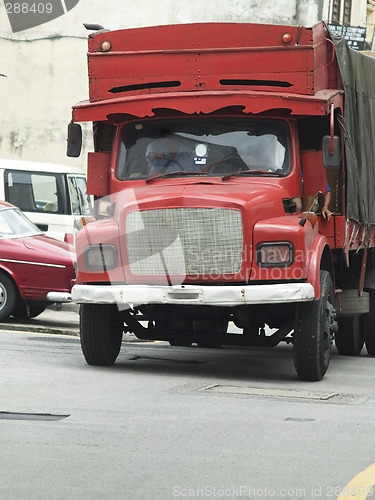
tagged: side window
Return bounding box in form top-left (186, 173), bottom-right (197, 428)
top-left (67, 176), bottom-right (92, 215)
top-left (5, 171), bottom-right (35, 211)
top-left (5, 170), bottom-right (60, 213)
top-left (32, 174), bottom-right (59, 212)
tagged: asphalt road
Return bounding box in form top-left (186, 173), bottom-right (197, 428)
top-left (0, 306), bottom-right (374, 500)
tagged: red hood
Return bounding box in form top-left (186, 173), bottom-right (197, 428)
top-left (113, 179), bottom-right (289, 221)
top-left (22, 235), bottom-right (75, 266)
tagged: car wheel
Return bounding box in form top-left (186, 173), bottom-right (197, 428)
top-left (80, 304), bottom-right (124, 365)
top-left (293, 270), bottom-right (335, 381)
top-left (12, 300), bottom-right (48, 319)
top-left (0, 273), bottom-right (18, 321)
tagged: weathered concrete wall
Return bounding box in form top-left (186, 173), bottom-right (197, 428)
top-left (0, 0), bottom-right (344, 168)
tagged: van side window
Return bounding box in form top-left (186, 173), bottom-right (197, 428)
top-left (5, 170), bottom-right (61, 213)
top-left (67, 176), bottom-right (92, 215)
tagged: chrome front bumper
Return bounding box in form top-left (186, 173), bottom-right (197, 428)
top-left (72, 283), bottom-right (314, 307)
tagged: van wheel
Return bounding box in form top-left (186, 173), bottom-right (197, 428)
top-left (0, 274), bottom-right (18, 321)
top-left (335, 316), bottom-right (364, 355)
top-left (80, 304), bottom-right (123, 365)
top-left (364, 292), bottom-right (375, 355)
top-left (293, 271), bottom-right (335, 381)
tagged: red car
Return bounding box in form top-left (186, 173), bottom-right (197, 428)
top-left (0, 201), bottom-right (75, 321)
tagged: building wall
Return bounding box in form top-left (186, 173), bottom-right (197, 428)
top-left (0, 0), bottom-right (363, 168)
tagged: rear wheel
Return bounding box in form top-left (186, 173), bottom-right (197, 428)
top-left (364, 292), bottom-right (375, 355)
top-left (293, 271), bottom-right (335, 381)
top-left (167, 320), bottom-right (193, 347)
top-left (80, 304), bottom-right (124, 365)
top-left (335, 316), bottom-right (364, 355)
top-left (195, 320), bottom-right (228, 348)
top-left (12, 300), bottom-right (48, 319)
top-left (0, 274), bottom-right (18, 321)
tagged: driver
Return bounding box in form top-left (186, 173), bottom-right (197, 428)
top-left (146, 134), bottom-right (195, 174)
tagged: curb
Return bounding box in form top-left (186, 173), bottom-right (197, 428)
top-left (0, 322), bottom-right (149, 342)
top-left (0, 322), bottom-right (79, 337)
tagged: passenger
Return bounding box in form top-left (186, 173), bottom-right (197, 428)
top-left (299, 182), bottom-right (331, 220)
top-left (321, 183), bottom-right (332, 220)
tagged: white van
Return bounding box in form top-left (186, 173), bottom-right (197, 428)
top-left (0, 159), bottom-right (92, 242)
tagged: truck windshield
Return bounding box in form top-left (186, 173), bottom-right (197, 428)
top-left (117, 118), bottom-right (290, 180)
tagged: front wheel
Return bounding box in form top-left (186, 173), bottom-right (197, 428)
top-left (80, 304), bottom-right (124, 365)
top-left (293, 271), bottom-right (335, 381)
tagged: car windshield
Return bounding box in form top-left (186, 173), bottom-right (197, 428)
top-left (117, 118), bottom-right (290, 180)
top-left (0, 207), bottom-right (42, 238)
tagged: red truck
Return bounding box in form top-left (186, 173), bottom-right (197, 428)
top-left (67, 21), bottom-right (375, 380)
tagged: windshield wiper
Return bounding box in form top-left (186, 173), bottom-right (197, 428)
top-left (222, 169), bottom-right (282, 181)
top-left (146, 171), bottom-right (204, 183)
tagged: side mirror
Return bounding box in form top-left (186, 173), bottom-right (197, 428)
top-left (322, 135), bottom-right (341, 168)
top-left (67, 122), bottom-right (82, 158)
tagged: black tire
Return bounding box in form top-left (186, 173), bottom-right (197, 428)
top-left (12, 300), bottom-right (48, 319)
top-left (293, 271), bottom-right (335, 381)
top-left (364, 292), bottom-right (375, 355)
top-left (80, 304), bottom-right (123, 365)
top-left (0, 273), bottom-right (18, 321)
top-left (196, 340), bottom-right (222, 348)
top-left (195, 320), bottom-right (228, 348)
top-left (167, 320), bottom-right (193, 347)
top-left (169, 338), bottom-right (193, 347)
top-left (335, 316), bottom-right (364, 355)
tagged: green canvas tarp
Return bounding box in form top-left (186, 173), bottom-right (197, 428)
top-left (332, 34), bottom-right (375, 225)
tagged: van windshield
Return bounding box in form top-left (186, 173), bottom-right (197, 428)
top-left (117, 118), bottom-right (290, 180)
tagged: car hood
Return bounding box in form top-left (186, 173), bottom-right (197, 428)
top-left (22, 235), bottom-right (75, 265)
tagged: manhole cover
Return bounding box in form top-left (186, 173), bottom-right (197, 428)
top-left (200, 385), bottom-right (339, 401)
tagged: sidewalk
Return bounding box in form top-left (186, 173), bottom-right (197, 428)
top-left (0, 303), bottom-right (143, 341)
top-left (0, 303), bottom-right (80, 336)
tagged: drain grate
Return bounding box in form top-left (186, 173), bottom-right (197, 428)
top-left (200, 385), bottom-right (339, 401)
top-left (285, 417), bottom-right (315, 422)
top-left (0, 412), bottom-right (69, 422)
top-left (129, 355), bottom-right (206, 364)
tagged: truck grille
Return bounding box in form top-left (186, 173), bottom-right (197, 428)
top-left (126, 208), bottom-right (243, 276)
